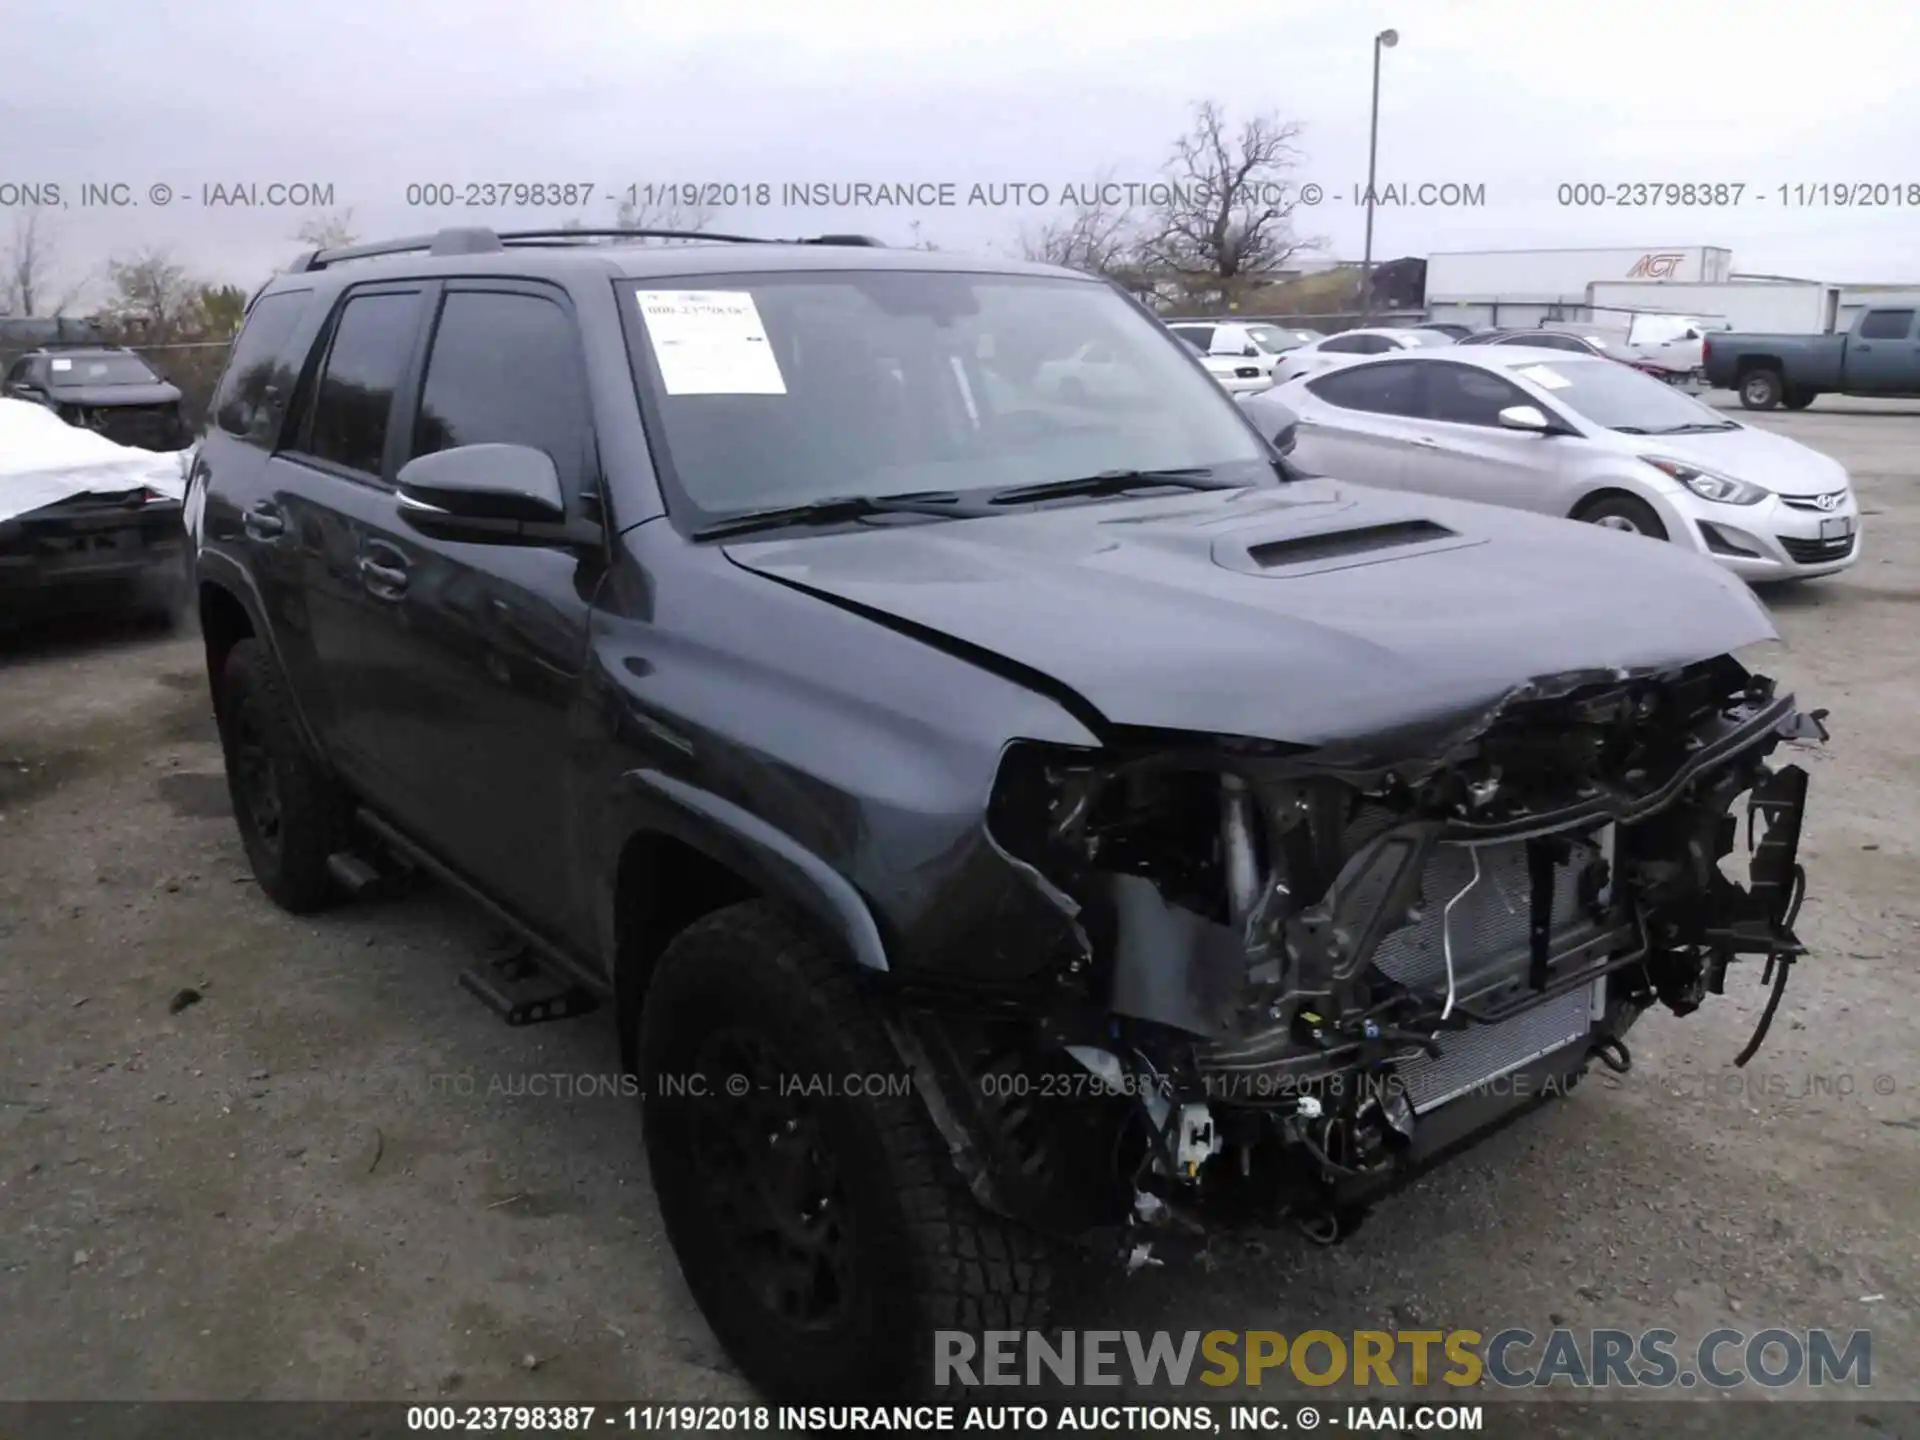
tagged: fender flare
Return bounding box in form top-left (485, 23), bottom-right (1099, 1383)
top-left (194, 551), bottom-right (328, 759)
top-left (618, 768), bottom-right (889, 972)
top-left (611, 766), bottom-right (892, 1071)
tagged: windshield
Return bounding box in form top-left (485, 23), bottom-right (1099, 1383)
top-left (624, 270), bottom-right (1275, 527)
top-left (1509, 357), bottom-right (1735, 432)
top-left (48, 353), bottom-right (161, 386)
top-left (1245, 324), bottom-right (1307, 353)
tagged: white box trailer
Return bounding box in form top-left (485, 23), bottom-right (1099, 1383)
top-left (1425, 246), bottom-right (1732, 304)
top-left (1586, 281), bottom-right (1838, 334)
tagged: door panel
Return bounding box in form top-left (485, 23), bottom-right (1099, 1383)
top-left (347, 283), bottom-right (605, 947)
top-left (1407, 362), bottom-right (1573, 513)
top-left (1843, 310), bottom-right (1920, 392)
top-left (1291, 361), bottom-right (1427, 489)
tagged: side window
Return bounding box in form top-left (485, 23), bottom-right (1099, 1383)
top-left (1306, 361), bottom-right (1424, 415)
top-left (2, 357), bottom-right (29, 386)
top-left (1319, 334), bottom-right (1370, 354)
top-left (301, 291), bottom-right (424, 477)
top-left (212, 291), bottom-right (313, 445)
top-left (1172, 325), bottom-right (1213, 352)
top-left (1857, 309), bottom-right (1914, 340)
top-left (1425, 363), bottom-right (1534, 426)
top-left (410, 290), bottom-right (590, 504)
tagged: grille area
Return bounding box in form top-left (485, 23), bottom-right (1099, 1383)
top-left (1394, 982), bottom-right (1597, 1112)
top-left (1780, 491), bottom-right (1848, 512)
top-left (1780, 533), bottom-right (1856, 565)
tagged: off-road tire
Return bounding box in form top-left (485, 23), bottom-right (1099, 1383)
top-left (1782, 390), bottom-right (1817, 411)
top-left (1739, 368), bottom-right (1784, 410)
top-left (1576, 493), bottom-right (1669, 541)
top-left (216, 638), bottom-right (350, 913)
top-left (638, 900), bottom-right (1053, 1402)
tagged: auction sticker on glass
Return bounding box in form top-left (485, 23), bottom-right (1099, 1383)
top-left (634, 290), bottom-right (787, 395)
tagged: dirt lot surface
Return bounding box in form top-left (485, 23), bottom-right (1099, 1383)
top-left (3, 399), bottom-right (1916, 1432)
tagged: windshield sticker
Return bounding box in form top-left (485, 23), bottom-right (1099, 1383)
top-left (634, 290), bottom-right (786, 396)
top-left (1517, 364), bottom-right (1571, 390)
top-left (50, 358), bottom-right (72, 371)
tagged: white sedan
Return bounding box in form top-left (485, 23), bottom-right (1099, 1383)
top-left (1269, 327), bottom-right (1454, 386)
top-left (1241, 346), bottom-right (1861, 582)
top-left (1036, 339), bottom-right (1269, 398)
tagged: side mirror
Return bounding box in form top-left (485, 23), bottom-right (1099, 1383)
top-left (1497, 404), bottom-right (1556, 434)
top-left (395, 443), bottom-right (592, 545)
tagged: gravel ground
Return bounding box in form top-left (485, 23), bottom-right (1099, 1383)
top-left (2, 399), bottom-right (1915, 1431)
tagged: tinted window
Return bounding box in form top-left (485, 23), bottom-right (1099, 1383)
top-left (3, 357), bottom-right (29, 385)
top-left (1858, 309), bottom-right (1914, 340)
top-left (1307, 360), bottom-right (1424, 415)
top-left (213, 291), bottom-right (313, 444)
top-left (304, 291), bottom-right (422, 476)
top-left (625, 273), bottom-right (1272, 526)
top-left (1426, 363), bottom-right (1533, 426)
top-left (1171, 325), bottom-right (1213, 352)
top-left (410, 291), bottom-right (590, 501)
top-left (1320, 333), bottom-right (1382, 354)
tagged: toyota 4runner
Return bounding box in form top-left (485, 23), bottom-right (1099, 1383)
top-left (188, 225), bottom-right (1828, 1402)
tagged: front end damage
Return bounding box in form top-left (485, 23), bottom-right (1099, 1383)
top-left (887, 655), bottom-right (1827, 1257)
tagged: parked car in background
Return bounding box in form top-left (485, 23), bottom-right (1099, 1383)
top-left (1270, 327), bottom-right (1453, 385)
top-left (1702, 306), bottom-right (1920, 410)
top-left (1035, 337), bottom-right (1268, 398)
top-left (1412, 322), bottom-right (1476, 341)
top-left (3, 345), bottom-right (194, 450)
top-left (1253, 346), bottom-right (1860, 582)
top-left (0, 395), bottom-right (190, 626)
top-left (1165, 319), bottom-right (1318, 380)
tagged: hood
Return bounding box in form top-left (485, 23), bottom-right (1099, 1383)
top-left (722, 480), bottom-right (1778, 749)
top-left (47, 382), bottom-right (182, 407)
top-left (1633, 423), bottom-right (1847, 498)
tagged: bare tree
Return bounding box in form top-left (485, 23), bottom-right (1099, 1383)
top-left (101, 248), bottom-right (201, 341)
top-left (293, 208), bottom-right (359, 251)
top-left (1019, 171), bottom-right (1143, 281)
top-left (1133, 102), bottom-right (1319, 308)
top-left (2, 209), bottom-right (89, 317)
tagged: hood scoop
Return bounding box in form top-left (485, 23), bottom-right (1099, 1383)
top-left (1215, 516), bottom-right (1484, 578)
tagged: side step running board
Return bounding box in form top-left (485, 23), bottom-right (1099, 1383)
top-left (459, 947), bottom-right (601, 1027)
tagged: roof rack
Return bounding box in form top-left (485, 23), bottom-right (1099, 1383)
top-left (287, 226), bottom-right (887, 273)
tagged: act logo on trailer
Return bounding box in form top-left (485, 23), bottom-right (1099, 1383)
top-left (1627, 252), bottom-right (1686, 279)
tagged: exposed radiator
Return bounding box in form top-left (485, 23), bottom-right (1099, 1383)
top-left (1395, 981), bottom-right (1600, 1113)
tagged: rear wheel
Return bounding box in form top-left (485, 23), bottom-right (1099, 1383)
top-left (1782, 390), bottom-right (1817, 411)
top-left (216, 639), bottom-right (350, 913)
top-left (639, 901), bottom-right (1052, 1402)
top-left (1739, 368), bottom-right (1784, 410)
top-left (1577, 494), bottom-right (1669, 541)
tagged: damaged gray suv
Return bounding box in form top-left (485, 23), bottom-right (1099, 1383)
top-left (189, 226), bottom-right (1827, 1403)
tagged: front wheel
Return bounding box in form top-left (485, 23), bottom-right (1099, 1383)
top-left (1577, 494), bottom-right (1669, 541)
top-left (638, 901), bottom-right (1052, 1402)
top-left (1782, 391), bottom-right (1817, 411)
top-left (1739, 369), bottom-right (1784, 410)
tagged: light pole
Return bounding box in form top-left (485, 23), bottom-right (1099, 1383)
top-left (1359, 27), bottom-right (1398, 322)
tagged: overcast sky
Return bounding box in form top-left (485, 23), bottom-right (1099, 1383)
top-left (6, 0), bottom-right (1919, 307)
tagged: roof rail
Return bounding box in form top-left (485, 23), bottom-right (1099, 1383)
top-left (287, 225), bottom-right (889, 272)
top-left (287, 227), bottom-right (507, 273)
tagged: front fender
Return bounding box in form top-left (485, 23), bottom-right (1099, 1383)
top-left (615, 767), bottom-right (890, 974)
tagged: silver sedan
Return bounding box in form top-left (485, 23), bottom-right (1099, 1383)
top-left (1243, 346), bottom-right (1861, 582)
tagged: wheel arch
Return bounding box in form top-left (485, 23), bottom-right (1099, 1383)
top-left (1569, 485), bottom-right (1656, 522)
top-left (609, 768), bottom-right (892, 1073)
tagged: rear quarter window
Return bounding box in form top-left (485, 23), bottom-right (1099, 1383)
top-left (212, 290), bottom-right (315, 445)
